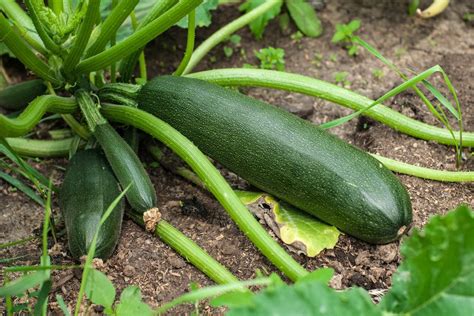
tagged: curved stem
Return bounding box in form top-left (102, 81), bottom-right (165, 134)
top-left (118, 0), bottom-right (177, 82)
top-left (5, 137), bottom-right (75, 157)
top-left (85, 0), bottom-right (140, 58)
top-left (183, 0), bottom-right (282, 75)
top-left (6, 134), bottom-right (471, 182)
top-left (60, 114), bottom-right (91, 139)
top-left (0, 15), bottom-right (59, 85)
top-left (0, 0), bottom-right (45, 52)
top-left (0, 95), bottom-right (76, 137)
top-left (76, 0), bottom-right (202, 75)
top-left (63, 0), bottom-right (100, 76)
top-left (102, 104), bottom-right (308, 282)
top-left (174, 10), bottom-right (196, 76)
top-left (371, 154), bottom-right (473, 182)
top-left (187, 69), bottom-right (473, 146)
top-left (128, 213), bottom-right (238, 284)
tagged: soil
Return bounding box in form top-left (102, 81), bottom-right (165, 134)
top-left (1, 0), bottom-right (473, 314)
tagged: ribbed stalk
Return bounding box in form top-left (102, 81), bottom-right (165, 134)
top-left (5, 137), bottom-right (74, 157)
top-left (0, 95), bottom-right (76, 137)
top-left (76, 0), bottom-right (201, 74)
top-left (128, 212), bottom-right (238, 285)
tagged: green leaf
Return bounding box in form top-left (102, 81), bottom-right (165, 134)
top-left (285, 0), bottom-right (322, 37)
top-left (116, 286), bottom-right (153, 316)
top-left (271, 198), bottom-right (340, 257)
top-left (211, 291), bottom-right (255, 308)
top-left (0, 271), bottom-right (49, 297)
top-left (240, 0), bottom-right (282, 39)
top-left (84, 269), bottom-right (115, 309)
top-left (176, 0), bottom-right (219, 28)
top-left (347, 19), bottom-right (361, 32)
top-left (235, 191), bottom-right (340, 257)
top-left (255, 47), bottom-right (285, 71)
top-left (381, 205), bottom-right (474, 315)
top-left (234, 190), bottom-right (263, 204)
top-left (33, 280), bottom-right (51, 316)
top-left (227, 281), bottom-right (380, 316)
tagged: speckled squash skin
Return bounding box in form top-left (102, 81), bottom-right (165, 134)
top-left (59, 149), bottom-right (124, 259)
top-left (138, 76), bottom-right (412, 243)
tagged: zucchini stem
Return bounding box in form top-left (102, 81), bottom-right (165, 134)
top-left (174, 9), bottom-right (196, 76)
top-left (127, 212), bottom-right (239, 285)
top-left (75, 90), bottom-right (107, 132)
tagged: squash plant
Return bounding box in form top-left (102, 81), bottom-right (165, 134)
top-left (0, 0), bottom-right (472, 304)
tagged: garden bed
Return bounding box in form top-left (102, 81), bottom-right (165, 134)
top-left (0, 0), bottom-right (472, 313)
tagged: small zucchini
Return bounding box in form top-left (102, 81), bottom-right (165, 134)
top-left (59, 149), bottom-right (124, 259)
top-left (0, 79), bottom-right (46, 110)
top-left (76, 90), bottom-right (157, 215)
top-left (136, 76), bottom-right (413, 244)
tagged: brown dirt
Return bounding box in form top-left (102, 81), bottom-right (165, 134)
top-left (1, 0), bottom-right (473, 314)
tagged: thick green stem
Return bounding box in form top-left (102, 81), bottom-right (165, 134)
top-left (119, 0), bottom-right (177, 82)
top-left (5, 137), bottom-right (75, 157)
top-left (75, 90), bottom-right (106, 132)
top-left (49, 0), bottom-right (63, 15)
top-left (128, 213), bottom-right (238, 284)
top-left (76, 0), bottom-right (202, 75)
top-left (62, 0), bottom-right (100, 76)
top-left (182, 0), bottom-right (282, 75)
top-left (0, 0), bottom-right (45, 52)
top-left (187, 69), bottom-right (473, 146)
top-left (25, 0), bottom-right (62, 56)
top-left (101, 104), bottom-right (308, 282)
top-left (370, 154), bottom-right (474, 182)
top-left (85, 0), bottom-right (140, 58)
top-left (0, 14), bottom-right (60, 85)
top-left (0, 95), bottom-right (76, 137)
top-left (60, 114), bottom-right (91, 139)
top-left (174, 10), bottom-right (196, 76)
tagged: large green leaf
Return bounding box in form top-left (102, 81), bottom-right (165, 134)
top-left (227, 281), bottom-right (381, 316)
top-left (285, 0), bottom-right (322, 37)
top-left (240, 0), bottom-right (282, 39)
top-left (225, 205), bottom-right (473, 315)
top-left (381, 205), bottom-right (474, 315)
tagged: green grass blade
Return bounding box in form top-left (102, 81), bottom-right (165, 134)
top-left (56, 294), bottom-right (71, 316)
top-left (422, 79), bottom-right (460, 120)
top-left (0, 170), bottom-right (44, 205)
top-left (32, 279), bottom-right (51, 316)
top-left (320, 65), bottom-right (445, 129)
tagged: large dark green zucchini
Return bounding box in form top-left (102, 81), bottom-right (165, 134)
top-left (137, 76), bottom-right (413, 244)
top-left (59, 149), bottom-right (124, 259)
top-left (0, 79), bottom-right (46, 110)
